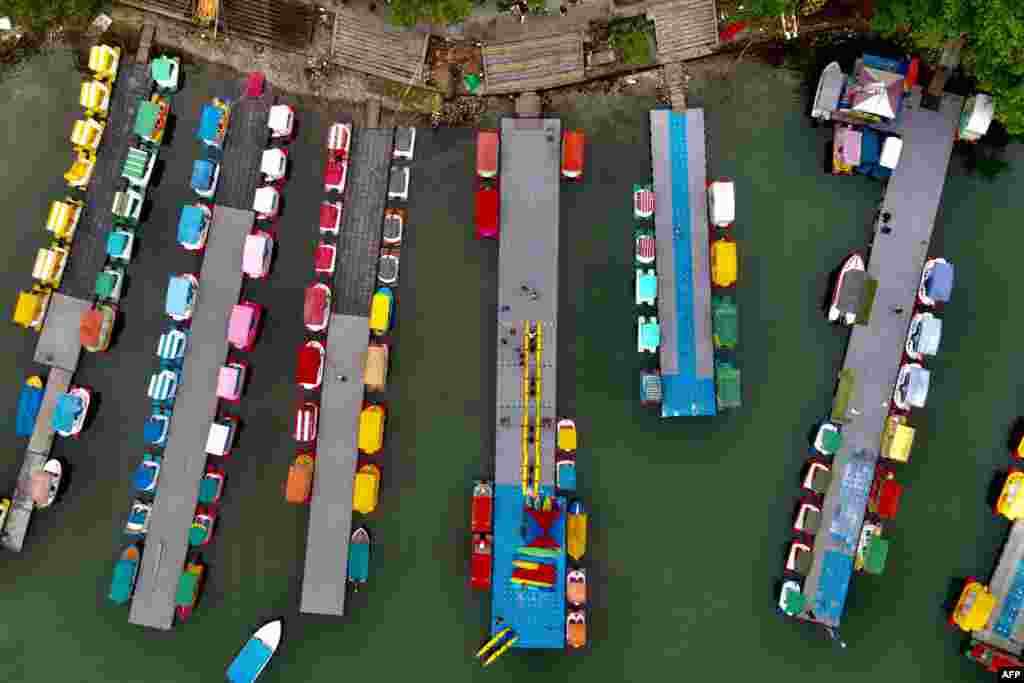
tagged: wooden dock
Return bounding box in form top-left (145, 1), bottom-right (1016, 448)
top-left (482, 34), bottom-right (584, 95)
top-left (330, 8), bottom-right (428, 85)
top-left (649, 0), bottom-right (719, 65)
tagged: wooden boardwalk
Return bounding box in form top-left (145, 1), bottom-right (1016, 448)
top-left (649, 0), bottom-right (719, 64)
top-left (331, 8), bottom-right (429, 85)
top-left (482, 33), bottom-right (584, 94)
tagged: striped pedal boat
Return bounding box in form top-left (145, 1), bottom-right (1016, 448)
top-left (148, 369), bottom-right (180, 402)
top-left (633, 184), bottom-right (655, 219)
top-left (636, 235), bottom-right (655, 264)
top-left (157, 329), bottom-right (188, 362)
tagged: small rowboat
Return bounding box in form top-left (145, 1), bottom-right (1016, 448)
top-left (227, 620), bottom-right (283, 683)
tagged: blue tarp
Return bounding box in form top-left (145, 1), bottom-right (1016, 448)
top-left (198, 105), bottom-right (223, 143)
top-left (925, 261), bottom-right (954, 302)
top-left (52, 393), bottom-right (83, 432)
top-left (815, 550), bottom-right (855, 625)
top-left (227, 638), bottom-right (272, 683)
top-left (191, 160), bottom-right (215, 191)
top-left (16, 381), bottom-right (43, 437)
top-left (166, 276), bottom-right (194, 317)
top-left (862, 54), bottom-right (908, 75)
top-left (177, 206), bottom-right (206, 245)
top-left (106, 231), bottom-right (130, 257)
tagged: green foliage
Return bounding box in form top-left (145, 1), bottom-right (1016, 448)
top-left (872, 0), bottom-right (1024, 134)
top-left (0, 0), bottom-right (103, 33)
top-left (388, 0), bottom-right (471, 28)
top-left (609, 17), bottom-right (654, 66)
top-left (799, 0), bottom-right (830, 16)
top-left (735, 0), bottom-right (798, 19)
top-left (976, 154), bottom-right (1010, 180)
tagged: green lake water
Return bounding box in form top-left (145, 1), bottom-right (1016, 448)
top-left (0, 52), bottom-right (1020, 682)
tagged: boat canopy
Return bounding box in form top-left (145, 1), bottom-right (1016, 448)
top-left (177, 206), bottom-right (207, 245)
top-left (227, 635), bottom-right (273, 683)
top-left (912, 315), bottom-right (942, 355)
top-left (635, 269), bottom-right (657, 305)
top-left (166, 276), bottom-right (195, 317)
top-left (715, 361), bottom-right (741, 409)
top-left (199, 104), bottom-right (225, 141)
top-left (16, 377), bottom-right (44, 438)
top-left (712, 295), bottom-right (738, 348)
top-left (175, 569), bottom-right (199, 606)
top-left (863, 535), bottom-right (889, 575)
top-left (348, 531), bottom-right (371, 582)
top-left (53, 393), bottom-right (83, 432)
top-left (711, 240), bottom-right (737, 287)
top-left (477, 130), bottom-right (499, 177)
top-left (191, 160), bottom-right (216, 191)
top-left (925, 261), bottom-right (954, 302)
top-left (902, 365), bottom-right (931, 407)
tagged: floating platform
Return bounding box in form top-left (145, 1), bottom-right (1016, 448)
top-left (129, 206), bottom-right (253, 630)
top-left (650, 109), bottom-right (715, 417)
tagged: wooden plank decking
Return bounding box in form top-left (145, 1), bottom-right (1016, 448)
top-left (649, 0), bottom-right (719, 64)
top-left (482, 33), bottom-right (584, 94)
top-left (331, 7), bottom-right (428, 85)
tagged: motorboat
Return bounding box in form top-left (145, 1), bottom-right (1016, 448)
top-left (294, 401), bottom-right (319, 443)
top-left (303, 283), bottom-right (331, 333)
top-left (364, 343), bottom-right (389, 391)
top-left (178, 204), bottom-right (211, 251)
top-left (319, 201), bottom-right (342, 235)
top-left (918, 258), bottom-right (954, 307)
top-left (633, 184), bottom-right (654, 219)
top-left (226, 620), bottom-right (283, 683)
top-left (150, 55), bottom-right (180, 92)
top-left (314, 242), bottom-right (337, 275)
top-left (393, 126), bottom-right (416, 160)
top-left (637, 316), bottom-right (660, 353)
top-left (80, 304), bottom-right (116, 352)
top-left (191, 158), bottom-right (220, 199)
top-left (16, 375), bottom-right (44, 438)
top-left (476, 130), bottom-right (499, 179)
top-left (567, 500), bottom-right (587, 561)
top-left (124, 500), bottom-right (153, 536)
top-left (108, 545), bottom-right (141, 605)
top-left (561, 129), bottom-right (584, 180)
top-left (253, 186), bottom-right (280, 220)
top-left (369, 287), bottom-right (393, 336)
top-left (811, 61), bottom-right (845, 120)
top-left (378, 249), bottom-right (400, 285)
top-left (353, 464), bottom-right (381, 513)
top-left (635, 231), bottom-right (655, 265)
top-left (198, 466), bottom-right (226, 505)
top-left (198, 98), bottom-right (231, 148)
top-left (217, 361), bottom-right (248, 402)
top-left (157, 328), bottom-right (189, 365)
top-left (88, 44), bottom-right (121, 81)
top-left (206, 416), bottom-right (239, 457)
top-left (348, 527), bottom-right (371, 588)
top-left (53, 386), bottom-right (91, 437)
top-left (893, 362), bottom-right (930, 411)
top-left (228, 301), bottom-right (263, 351)
top-left (147, 368), bottom-right (180, 405)
top-left (712, 295), bottom-right (738, 350)
top-left (710, 237), bottom-right (737, 287)
top-left (268, 104), bottom-right (295, 140)
top-left (388, 166), bottom-right (409, 200)
top-left (566, 611), bottom-right (587, 649)
top-left (166, 274), bottom-right (199, 321)
top-left (64, 150), bottom-right (95, 189)
top-left (327, 122), bottom-right (351, 156)
top-left (260, 147), bottom-right (288, 183)
top-left (707, 179), bottom-right (735, 228)
top-left (122, 146), bottom-right (156, 190)
top-left (134, 96), bottom-right (170, 147)
top-left (94, 266), bottom-right (125, 303)
top-left (567, 569), bottom-right (587, 607)
top-left (471, 481), bottom-right (493, 533)
top-left (13, 288), bottom-right (51, 331)
top-left (175, 559), bottom-right (204, 622)
top-left (143, 411), bottom-right (171, 447)
top-left (358, 404), bottom-right (385, 455)
top-left (470, 534), bottom-right (492, 589)
top-left (383, 208), bottom-right (405, 246)
top-left (285, 453), bottom-right (314, 504)
top-left (958, 94), bottom-right (995, 142)
top-left (828, 253), bottom-right (867, 324)
top-left (133, 452), bottom-right (162, 495)
top-left (813, 422), bottom-right (842, 455)
top-left (557, 419), bottom-right (577, 452)
top-left (106, 227), bottom-right (135, 263)
top-left (905, 311), bottom-right (942, 360)
top-left (296, 340), bottom-right (325, 390)
top-left (33, 243), bottom-right (69, 287)
top-left (474, 185), bottom-right (499, 240)
top-left (324, 154), bottom-right (347, 193)
top-left (242, 231), bottom-right (274, 278)
top-left (70, 118), bottom-right (105, 153)
top-left (31, 459), bottom-right (62, 508)
top-left (189, 508), bottom-right (217, 546)
top-left (635, 268), bottom-right (657, 306)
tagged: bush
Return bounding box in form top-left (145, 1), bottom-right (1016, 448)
top-left (1, 0), bottom-right (104, 33)
top-left (609, 18), bottom-right (653, 66)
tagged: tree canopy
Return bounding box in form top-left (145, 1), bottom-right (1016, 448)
top-left (388, 0), bottom-right (472, 28)
top-left (872, 0), bottom-right (1024, 134)
top-left (1, 0), bottom-right (102, 33)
